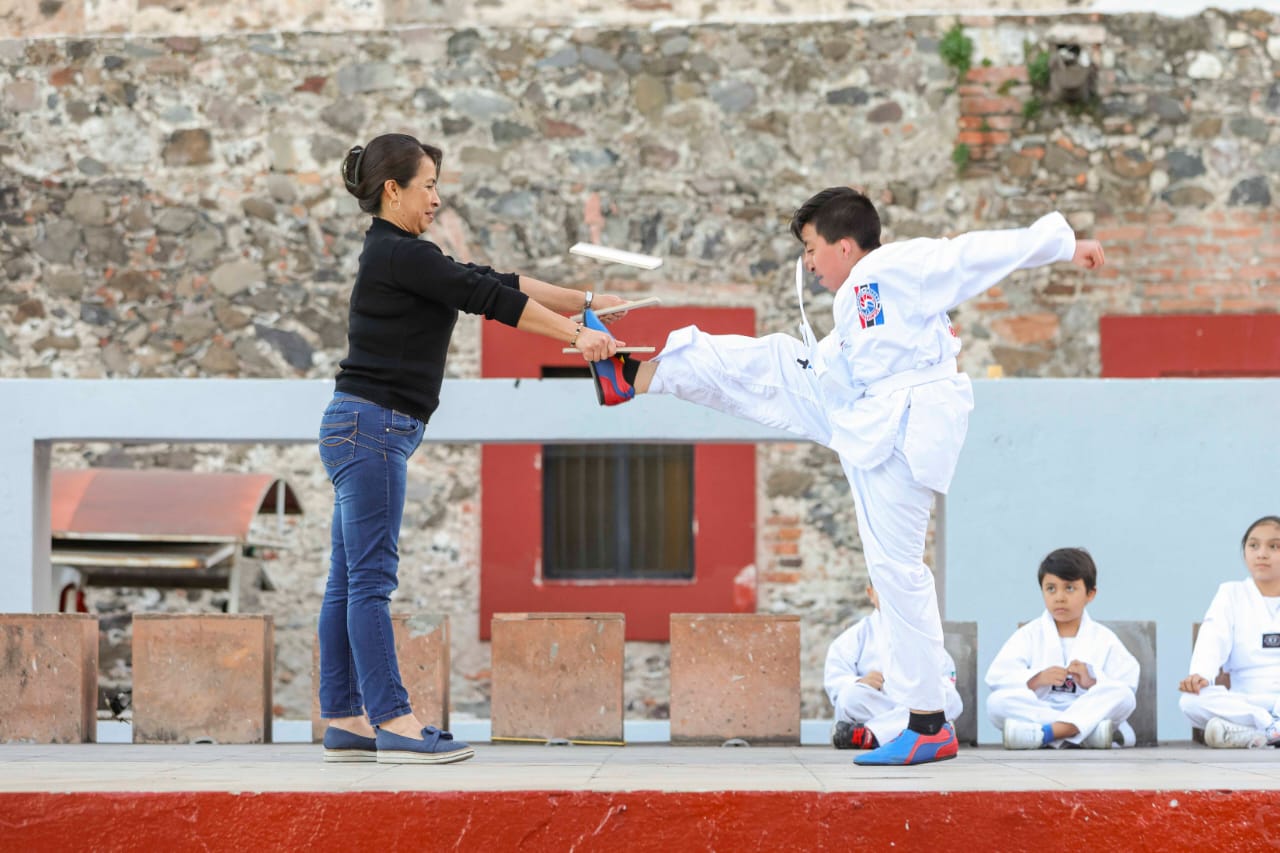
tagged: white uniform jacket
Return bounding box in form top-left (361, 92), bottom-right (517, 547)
top-left (985, 610), bottom-right (1139, 707)
top-left (1190, 579), bottom-right (1280, 695)
top-left (809, 212), bottom-right (1076, 493)
top-left (824, 609), bottom-right (963, 719)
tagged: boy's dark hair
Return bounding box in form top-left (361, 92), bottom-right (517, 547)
top-left (1037, 547), bottom-right (1097, 592)
top-left (342, 133), bottom-right (444, 215)
top-left (789, 187), bottom-right (882, 251)
top-left (1242, 515), bottom-right (1280, 549)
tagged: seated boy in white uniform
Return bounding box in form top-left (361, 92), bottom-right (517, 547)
top-left (1179, 515), bottom-right (1280, 749)
top-left (825, 583), bottom-right (963, 749)
top-left (985, 548), bottom-right (1139, 749)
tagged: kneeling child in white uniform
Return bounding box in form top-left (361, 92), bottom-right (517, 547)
top-left (825, 583), bottom-right (964, 749)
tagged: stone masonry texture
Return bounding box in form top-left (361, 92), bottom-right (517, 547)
top-left (5, 1), bottom-right (1101, 40)
top-left (3, 9), bottom-right (1278, 723)
top-left (669, 614), bottom-right (801, 744)
top-left (0, 614), bottom-right (98, 743)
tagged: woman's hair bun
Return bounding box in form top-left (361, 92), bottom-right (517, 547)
top-left (342, 145), bottom-right (366, 193)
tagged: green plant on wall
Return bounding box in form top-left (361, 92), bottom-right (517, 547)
top-left (940, 23), bottom-right (975, 85)
top-left (1025, 44), bottom-right (1051, 93)
top-left (952, 142), bottom-right (971, 174)
top-left (1021, 41), bottom-right (1051, 124)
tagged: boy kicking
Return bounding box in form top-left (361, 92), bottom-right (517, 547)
top-left (589, 187), bottom-right (1105, 765)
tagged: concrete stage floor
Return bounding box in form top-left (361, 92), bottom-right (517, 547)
top-left (2, 742), bottom-right (1279, 793)
top-left (3, 744), bottom-right (1278, 851)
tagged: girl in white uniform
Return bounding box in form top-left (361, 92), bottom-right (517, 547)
top-left (596, 187), bottom-right (1106, 765)
top-left (825, 584), bottom-right (964, 749)
top-left (1179, 515), bottom-right (1280, 749)
top-left (985, 548), bottom-right (1139, 749)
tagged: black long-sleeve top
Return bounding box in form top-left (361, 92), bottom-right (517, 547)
top-left (334, 217), bottom-right (529, 422)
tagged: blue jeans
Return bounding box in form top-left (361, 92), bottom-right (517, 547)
top-left (317, 393), bottom-right (425, 725)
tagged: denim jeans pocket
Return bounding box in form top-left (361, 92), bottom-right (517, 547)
top-left (319, 412), bottom-right (358, 468)
top-left (387, 409), bottom-right (421, 436)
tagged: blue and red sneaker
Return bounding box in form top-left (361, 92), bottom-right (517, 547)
top-left (853, 722), bottom-right (958, 766)
top-left (583, 308), bottom-right (635, 406)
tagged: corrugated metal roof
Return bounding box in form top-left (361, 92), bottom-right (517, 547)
top-left (51, 469), bottom-right (302, 543)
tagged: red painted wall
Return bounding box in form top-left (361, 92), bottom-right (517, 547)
top-left (5, 790), bottom-right (1276, 852)
top-left (1100, 314), bottom-right (1280, 378)
top-left (480, 307), bottom-right (758, 641)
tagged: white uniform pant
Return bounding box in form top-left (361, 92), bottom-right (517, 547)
top-left (1179, 686), bottom-right (1280, 731)
top-left (834, 682), bottom-right (965, 746)
top-left (987, 685), bottom-right (1136, 746)
top-left (650, 326), bottom-right (947, 711)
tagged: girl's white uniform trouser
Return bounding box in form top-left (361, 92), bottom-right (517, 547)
top-left (1179, 686), bottom-right (1280, 730)
top-left (987, 684), bottom-right (1136, 746)
top-left (649, 327), bottom-right (947, 711)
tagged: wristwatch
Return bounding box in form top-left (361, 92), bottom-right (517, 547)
top-left (583, 290), bottom-right (594, 311)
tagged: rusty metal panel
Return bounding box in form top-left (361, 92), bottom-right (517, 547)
top-left (51, 542), bottom-right (236, 570)
top-left (51, 469), bottom-right (302, 542)
top-left (49, 469), bottom-right (95, 534)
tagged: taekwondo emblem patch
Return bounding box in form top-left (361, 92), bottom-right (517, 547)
top-left (856, 283), bottom-right (885, 329)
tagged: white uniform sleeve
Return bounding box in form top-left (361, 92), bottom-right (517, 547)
top-left (1189, 585), bottom-right (1234, 682)
top-left (918, 212), bottom-right (1077, 315)
top-left (985, 624), bottom-right (1039, 692)
top-left (823, 620), bottom-right (869, 706)
top-left (1092, 629), bottom-right (1140, 692)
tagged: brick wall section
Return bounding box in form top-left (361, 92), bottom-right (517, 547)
top-left (957, 65), bottom-right (1027, 167)
top-left (762, 514), bottom-right (804, 584)
top-left (1095, 211), bottom-right (1280, 314)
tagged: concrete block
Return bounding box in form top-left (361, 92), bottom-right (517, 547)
top-left (490, 613), bottom-right (624, 743)
top-left (132, 614), bottom-right (272, 744)
top-left (0, 614), bottom-right (98, 743)
top-left (310, 613), bottom-right (450, 741)
top-left (670, 613), bottom-right (801, 745)
top-left (1101, 620), bottom-right (1158, 747)
top-left (943, 620), bottom-right (978, 746)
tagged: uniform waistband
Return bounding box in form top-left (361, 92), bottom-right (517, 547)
top-left (864, 358), bottom-right (958, 397)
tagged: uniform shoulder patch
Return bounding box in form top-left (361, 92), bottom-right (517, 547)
top-left (855, 282), bottom-right (885, 329)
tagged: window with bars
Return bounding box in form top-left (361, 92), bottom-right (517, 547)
top-left (541, 367), bottom-right (694, 580)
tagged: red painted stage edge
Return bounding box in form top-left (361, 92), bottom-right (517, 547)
top-left (2, 790), bottom-right (1276, 852)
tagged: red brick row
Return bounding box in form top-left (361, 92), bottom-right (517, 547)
top-left (6, 612), bottom-right (804, 747)
top-left (489, 613), bottom-right (802, 745)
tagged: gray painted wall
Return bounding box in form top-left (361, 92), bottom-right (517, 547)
top-left (945, 378), bottom-right (1280, 743)
top-left (0, 378), bottom-right (794, 612)
top-left (7, 376), bottom-right (1278, 741)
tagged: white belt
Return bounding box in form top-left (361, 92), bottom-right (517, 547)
top-left (794, 256), bottom-right (817, 351)
top-left (864, 359), bottom-right (958, 397)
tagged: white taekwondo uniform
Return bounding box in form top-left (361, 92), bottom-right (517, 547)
top-left (649, 212), bottom-right (1077, 711)
top-left (1180, 579), bottom-right (1280, 731)
top-left (824, 608), bottom-right (964, 746)
top-left (985, 610), bottom-right (1139, 747)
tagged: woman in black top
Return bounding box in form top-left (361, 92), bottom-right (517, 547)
top-left (317, 133), bottom-right (626, 764)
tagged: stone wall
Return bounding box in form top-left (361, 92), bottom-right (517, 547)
top-left (3, 9), bottom-right (1278, 722)
top-left (6, 0), bottom-right (1094, 39)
